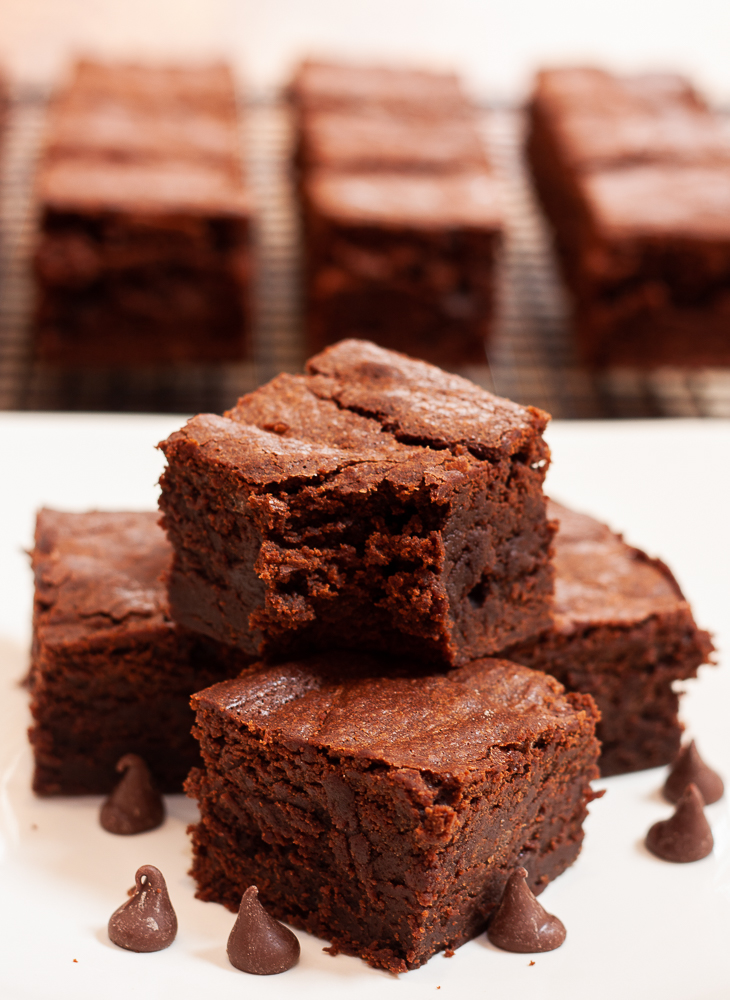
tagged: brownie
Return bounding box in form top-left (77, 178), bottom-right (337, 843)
top-left (186, 653), bottom-right (600, 972)
top-left (297, 107), bottom-right (490, 175)
top-left (290, 59), bottom-right (473, 118)
top-left (503, 500), bottom-right (714, 776)
top-left (28, 509), bottom-right (249, 795)
top-left (33, 59), bottom-right (251, 367)
top-left (527, 67), bottom-right (730, 367)
top-left (302, 169), bottom-right (503, 365)
top-left (158, 339), bottom-right (554, 666)
top-left (292, 58), bottom-right (503, 367)
top-left (43, 99), bottom-right (242, 169)
top-left (66, 59), bottom-right (238, 115)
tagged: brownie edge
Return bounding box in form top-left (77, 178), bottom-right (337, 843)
top-left (186, 653), bottom-right (600, 972)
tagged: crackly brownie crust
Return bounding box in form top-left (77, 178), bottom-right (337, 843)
top-left (186, 653), bottom-right (600, 973)
top-left (159, 339), bottom-right (554, 666)
top-left (526, 67), bottom-right (730, 368)
top-left (503, 500), bottom-right (713, 776)
top-left (29, 509), bottom-right (248, 794)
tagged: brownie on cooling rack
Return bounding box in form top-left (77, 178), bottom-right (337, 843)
top-left (186, 652), bottom-right (600, 972)
top-left (290, 58), bottom-right (473, 119)
top-left (29, 509), bottom-right (249, 795)
top-left (159, 339), bottom-right (555, 666)
top-left (301, 169), bottom-right (502, 366)
top-left (503, 500), bottom-right (713, 776)
top-left (527, 67), bottom-right (730, 368)
top-left (290, 58), bottom-right (503, 367)
top-left (33, 60), bottom-right (251, 366)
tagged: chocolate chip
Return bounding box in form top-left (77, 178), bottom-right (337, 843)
top-left (646, 782), bottom-right (714, 862)
top-left (487, 868), bottom-right (566, 953)
top-left (100, 754), bottom-right (164, 835)
top-left (663, 740), bottom-right (724, 805)
top-left (108, 865), bottom-right (177, 952)
top-left (227, 885), bottom-right (300, 974)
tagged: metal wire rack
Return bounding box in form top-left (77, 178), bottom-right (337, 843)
top-left (1, 89), bottom-right (728, 418)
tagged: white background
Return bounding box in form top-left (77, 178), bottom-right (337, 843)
top-left (1, 0), bottom-right (730, 103)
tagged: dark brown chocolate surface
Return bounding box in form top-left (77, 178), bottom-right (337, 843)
top-left (29, 509), bottom-right (249, 794)
top-left (646, 783), bottom-right (714, 863)
top-left (527, 66), bottom-right (730, 367)
top-left (99, 754), bottom-right (165, 835)
top-left (33, 59), bottom-right (251, 367)
top-left (663, 741), bottom-right (724, 805)
top-left (187, 653), bottom-right (600, 972)
top-left (108, 865), bottom-right (178, 952)
top-left (504, 500), bottom-right (713, 776)
top-left (227, 887), bottom-right (300, 975)
top-left (486, 867), bottom-right (566, 953)
top-left (159, 339), bottom-right (554, 666)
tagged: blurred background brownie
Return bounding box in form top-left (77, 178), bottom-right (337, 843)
top-left (302, 170), bottom-right (502, 366)
top-left (187, 653), bottom-right (600, 972)
top-left (503, 500), bottom-right (713, 776)
top-left (527, 67), bottom-right (730, 368)
top-left (32, 59), bottom-right (252, 367)
top-left (291, 58), bottom-right (503, 367)
top-left (29, 509), bottom-right (249, 795)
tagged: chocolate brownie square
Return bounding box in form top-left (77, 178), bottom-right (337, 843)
top-left (527, 67), bottom-right (730, 367)
top-left (158, 339), bottom-right (554, 666)
top-left (33, 59), bottom-right (251, 367)
top-left (503, 500), bottom-right (713, 776)
top-left (186, 653), bottom-right (600, 972)
top-left (302, 170), bottom-right (503, 365)
top-left (29, 509), bottom-right (249, 795)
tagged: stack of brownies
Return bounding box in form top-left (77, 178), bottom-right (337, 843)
top-left (28, 339), bottom-right (712, 972)
top-left (527, 67), bottom-right (730, 368)
top-left (33, 59), bottom-right (252, 367)
top-left (291, 61), bottom-right (504, 367)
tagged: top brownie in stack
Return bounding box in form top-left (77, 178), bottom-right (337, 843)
top-left (291, 59), bottom-right (503, 367)
top-left (158, 339), bottom-right (554, 665)
top-left (33, 59), bottom-right (251, 366)
top-left (527, 67), bottom-right (730, 367)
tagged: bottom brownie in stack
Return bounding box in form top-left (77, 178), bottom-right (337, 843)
top-left (503, 501), bottom-right (713, 776)
top-left (29, 509), bottom-right (250, 794)
top-left (186, 653), bottom-right (600, 972)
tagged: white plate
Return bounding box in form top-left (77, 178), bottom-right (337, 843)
top-left (1, 413), bottom-right (729, 1000)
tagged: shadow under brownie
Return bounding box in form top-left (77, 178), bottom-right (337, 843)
top-left (186, 653), bottom-right (600, 973)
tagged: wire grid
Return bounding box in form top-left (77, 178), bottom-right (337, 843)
top-left (1, 89), bottom-right (729, 418)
